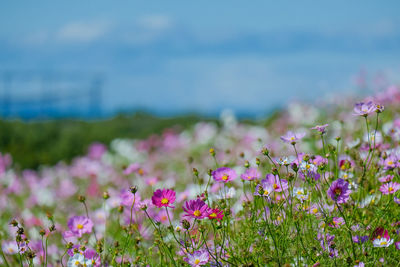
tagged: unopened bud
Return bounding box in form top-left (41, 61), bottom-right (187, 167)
top-left (78, 195), bottom-right (86, 203)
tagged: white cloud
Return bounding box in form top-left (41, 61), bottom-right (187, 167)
top-left (56, 21), bottom-right (111, 43)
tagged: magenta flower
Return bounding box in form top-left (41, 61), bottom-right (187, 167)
top-left (241, 168), bottom-right (261, 181)
top-left (280, 131), bottom-right (306, 144)
top-left (151, 188), bottom-right (176, 208)
top-left (328, 217), bottom-right (345, 228)
top-left (327, 179), bottom-right (352, 204)
top-left (183, 199), bottom-right (211, 219)
top-left (207, 208), bottom-right (224, 222)
top-left (353, 101), bottom-right (377, 116)
top-left (184, 250), bottom-right (209, 267)
top-left (66, 216), bottom-right (93, 238)
top-left (255, 179), bottom-right (274, 197)
top-left (212, 167), bottom-right (237, 183)
top-left (378, 175), bottom-right (394, 183)
top-left (311, 124), bottom-right (329, 134)
top-left (379, 182), bottom-right (400, 195)
top-left (265, 174), bottom-right (288, 192)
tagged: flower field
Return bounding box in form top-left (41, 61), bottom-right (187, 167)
top-left (2, 86), bottom-right (400, 266)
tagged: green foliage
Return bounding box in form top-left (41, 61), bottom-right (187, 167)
top-left (0, 113), bottom-right (213, 169)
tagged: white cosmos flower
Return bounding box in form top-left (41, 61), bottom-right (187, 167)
top-left (67, 253), bottom-right (92, 267)
top-left (293, 187), bottom-right (309, 201)
top-left (373, 237), bottom-right (393, 248)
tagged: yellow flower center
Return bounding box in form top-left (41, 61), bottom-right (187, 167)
top-left (77, 224), bottom-right (84, 229)
top-left (75, 261), bottom-right (80, 266)
top-left (306, 164), bottom-right (310, 169)
top-left (380, 241), bottom-right (387, 246)
top-left (161, 198), bottom-right (169, 204)
top-left (222, 174), bottom-right (229, 181)
top-left (193, 210), bottom-right (201, 217)
top-left (334, 188), bottom-right (341, 195)
top-left (263, 190), bottom-right (269, 196)
top-left (8, 248), bottom-right (13, 253)
top-left (388, 187), bottom-right (394, 193)
top-left (297, 191), bottom-right (302, 195)
top-left (312, 208), bottom-right (318, 214)
top-left (209, 212), bottom-right (217, 218)
top-left (290, 137), bottom-right (295, 141)
top-left (388, 161), bottom-right (393, 165)
top-left (247, 176), bottom-right (251, 180)
top-left (194, 259), bottom-right (200, 264)
top-left (273, 183), bottom-right (278, 189)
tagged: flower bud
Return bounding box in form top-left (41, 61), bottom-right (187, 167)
top-left (182, 219), bottom-right (190, 230)
top-left (244, 160), bottom-right (250, 168)
top-left (192, 168), bottom-right (199, 177)
top-left (78, 195), bottom-right (86, 203)
top-left (103, 191), bottom-right (110, 200)
top-left (130, 186), bottom-right (138, 195)
top-left (209, 148), bottom-right (215, 157)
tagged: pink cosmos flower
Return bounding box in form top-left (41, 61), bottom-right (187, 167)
top-left (280, 131), bottom-right (306, 144)
top-left (265, 174), bottom-right (288, 192)
top-left (379, 182), bottom-right (400, 195)
top-left (378, 175), bottom-right (394, 183)
top-left (207, 208), bottom-right (224, 222)
top-left (184, 250), bottom-right (209, 267)
top-left (183, 199), bottom-right (211, 219)
top-left (123, 163), bottom-right (140, 175)
top-left (327, 179), bottom-right (352, 204)
top-left (240, 168), bottom-right (261, 181)
top-left (353, 101), bottom-right (377, 116)
top-left (311, 124), bottom-right (329, 134)
top-left (329, 217), bottom-right (345, 228)
top-left (151, 189), bottom-right (176, 208)
top-left (66, 216), bottom-right (93, 238)
top-left (212, 167), bottom-right (237, 183)
top-left (371, 228), bottom-right (393, 248)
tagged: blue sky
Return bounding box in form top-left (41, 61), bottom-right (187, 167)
top-left (1, 1), bottom-right (400, 117)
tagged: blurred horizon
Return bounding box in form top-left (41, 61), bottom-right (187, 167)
top-left (1, 1), bottom-right (400, 119)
